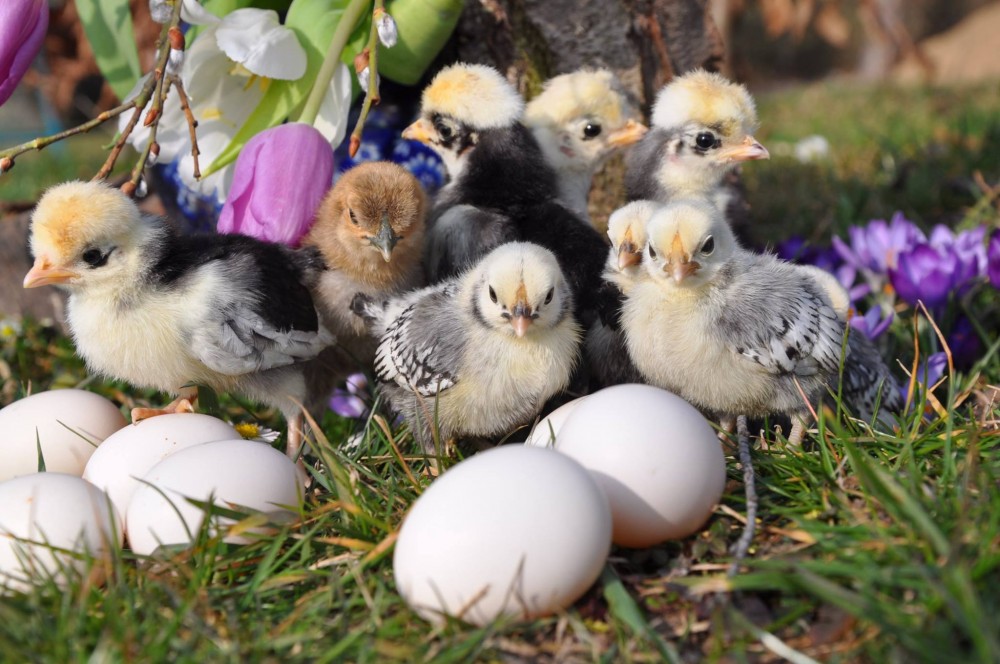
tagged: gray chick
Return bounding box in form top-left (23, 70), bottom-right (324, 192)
top-left (351, 242), bottom-right (581, 453)
top-left (621, 200), bottom-right (902, 441)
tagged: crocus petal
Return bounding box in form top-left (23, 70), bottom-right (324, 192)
top-left (948, 317), bottom-right (982, 371)
top-left (988, 231), bottom-right (1000, 289)
top-left (314, 62), bottom-right (352, 148)
top-left (217, 123), bottom-right (335, 246)
top-left (0, 0), bottom-right (48, 107)
top-left (919, 352), bottom-right (948, 389)
top-left (345, 373), bottom-right (369, 396)
top-left (216, 8), bottom-right (306, 80)
top-left (890, 244), bottom-right (955, 310)
top-left (330, 393), bottom-right (368, 419)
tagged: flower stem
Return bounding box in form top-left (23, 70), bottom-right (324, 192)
top-left (298, 0), bottom-right (371, 127)
top-left (348, 0), bottom-right (384, 157)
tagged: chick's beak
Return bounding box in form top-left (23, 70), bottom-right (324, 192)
top-left (718, 135), bottom-right (770, 163)
top-left (617, 242), bottom-right (641, 270)
top-left (23, 257), bottom-right (78, 288)
top-left (402, 118), bottom-right (434, 144)
top-left (369, 213), bottom-right (400, 262)
top-left (607, 119), bottom-right (649, 147)
top-left (510, 301), bottom-right (533, 338)
top-left (666, 233), bottom-right (699, 284)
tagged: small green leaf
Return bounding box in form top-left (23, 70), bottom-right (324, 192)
top-left (204, 0), bottom-right (369, 177)
top-left (76, 0), bottom-right (143, 101)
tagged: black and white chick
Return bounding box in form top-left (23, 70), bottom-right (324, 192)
top-left (351, 242), bottom-right (581, 453)
top-left (585, 200), bottom-right (661, 388)
top-left (625, 70), bottom-right (769, 225)
top-left (23, 181), bottom-right (333, 460)
top-left (524, 68), bottom-right (647, 224)
top-left (402, 63), bottom-right (608, 314)
top-left (621, 200), bottom-right (902, 441)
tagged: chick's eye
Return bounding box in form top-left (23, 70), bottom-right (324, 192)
top-left (435, 120), bottom-right (454, 141)
top-left (648, 245), bottom-right (657, 259)
top-left (81, 247), bottom-right (108, 267)
top-left (695, 132), bottom-right (717, 150)
top-left (544, 288), bottom-right (554, 305)
top-left (348, 208), bottom-right (359, 225)
top-left (488, 286), bottom-right (497, 303)
top-left (582, 122), bottom-right (602, 139)
top-left (701, 235), bottom-right (715, 255)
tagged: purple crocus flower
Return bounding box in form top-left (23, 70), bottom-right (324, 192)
top-left (330, 373), bottom-right (370, 419)
top-left (849, 306), bottom-right (893, 340)
top-left (0, 0), bottom-right (49, 107)
top-left (889, 244), bottom-right (957, 311)
top-left (929, 225), bottom-right (986, 294)
top-left (833, 212), bottom-right (926, 292)
top-left (218, 123), bottom-right (334, 246)
top-left (988, 231), bottom-right (1000, 289)
top-left (948, 316), bottom-right (982, 371)
top-left (900, 351), bottom-right (948, 406)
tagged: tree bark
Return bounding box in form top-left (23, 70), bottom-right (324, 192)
top-left (452, 0), bottom-right (725, 112)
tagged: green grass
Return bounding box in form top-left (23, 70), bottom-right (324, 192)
top-left (745, 80), bottom-right (1000, 244)
top-left (2, 79), bottom-right (1000, 662)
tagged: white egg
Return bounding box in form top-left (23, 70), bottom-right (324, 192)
top-left (393, 445), bottom-right (611, 626)
top-left (555, 384), bottom-right (726, 548)
top-left (523, 396), bottom-right (588, 447)
top-left (0, 389), bottom-right (127, 481)
top-left (0, 473), bottom-right (122, 593)
top-left (82, 414), bottom-right (241, 524)
top-left (126, 440), bottom-right (303, 556)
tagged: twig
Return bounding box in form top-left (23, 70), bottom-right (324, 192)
top-left (348, 0), bottom-right (385, 157)
top-left (169, 74), bottom-right (201, 180)
top-left (0, 1), bottom-right (182, 186)
top-left (727, 414), bottom-right (757, 577)
top-left (123, 1), bottom-right (183, 194)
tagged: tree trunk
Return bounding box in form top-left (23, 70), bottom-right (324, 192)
top-left (452, 0), bottom-right (725, 112)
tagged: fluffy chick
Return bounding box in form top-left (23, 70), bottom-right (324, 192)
top-left (24, 181), bottom-right (332, 459)
top-left (351, 242), bottom-right (581, 453)
top-left (621, 200), bottom-right (901, 439)
top-left (302, 162), bottom-right (427, 410)
top-left (585, 200), bottom-right (661, 388)
top-left (404, 63), bottom-right (608, 313)
top-left (524, 69), bottom-right (647, 223)
top-left (625, 70), bottom-right (768, 219)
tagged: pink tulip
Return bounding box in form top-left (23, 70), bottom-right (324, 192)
top-left (218, 123), bottom-right (334, 246)
top-left (0, 0), bottom-right (49, 107)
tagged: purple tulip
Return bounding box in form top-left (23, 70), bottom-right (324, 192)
top-left (889, 244), bottom-right (957, 311)
top-left (0, 0), bottom-right (49, 107)
top-left (989, 231), bottom-right (1000, 289)
top-left (849, 306), bottom-right (893, 340)
top-left (218, 123), bottom-right (334, 246)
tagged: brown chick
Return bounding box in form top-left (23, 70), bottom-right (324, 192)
top-left (301, 162), bottom-right (427, 411)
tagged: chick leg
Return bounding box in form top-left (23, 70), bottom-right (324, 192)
top-left (131, 388), bottom-right (198, 422)
top-left (788, 412), bottom-right (812, 446)
top-left (286, 410), bottom-right (305, 461)
top-left (728, 415), bottom-right (757, 577)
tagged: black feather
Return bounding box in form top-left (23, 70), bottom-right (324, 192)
top-left (147, 230), bottom-right (319, 333)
